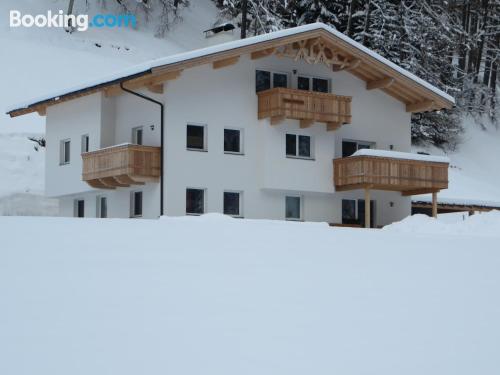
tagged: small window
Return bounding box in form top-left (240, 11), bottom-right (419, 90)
top-left (286, 134), bottom-right (311, 158)
top-left (60, 139), bottom-right (70, 165)
top-left (81, 134), bottom-right (89, 153)
top-left (224, 129), bottom-right (242, 154)
top-left (256, 70), bottom-right (271, 92)
top-left (256, 70), bottom-right (288, 92)
top-left (186, 188), bottom-right (205, 215)
top-left (273, 73), bottom-right (288, 88)
top-left (131, 191), bottom-right (143, 217)
top-left (298, 76), bottom-right (310, 91)
top-left (297, 76), bottom-right (330, 93)
top-left (312, 78), bottom-right (329, 93)
top-left (285, 196), bottom-right (301, 221)
top-left (97, 196), bottom-right (108, 218)
top-left (224, 191), bottom-right (242, 217)
top-left (132, 127), bottom-right (143, 145)
top-left (342, 140), bottom-right (375, 157)
top-left (186, 124), bottom-right (206, 151)
top-left (74, 199), bottom-right (84, 218)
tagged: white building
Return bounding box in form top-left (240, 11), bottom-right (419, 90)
top-left (7, 23), bottom-right (454, 227)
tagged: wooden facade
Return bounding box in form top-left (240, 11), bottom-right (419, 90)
top-left (82, 144), bottom-right (161, 189)
top-left (257, 87), bottom-right (352, 129)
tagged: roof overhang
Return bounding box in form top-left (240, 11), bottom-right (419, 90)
top-left (6, 23), bottom-right (455, 118)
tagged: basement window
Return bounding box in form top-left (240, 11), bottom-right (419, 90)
top-left (224, 191), bottom-right (243, 217)
top-left (186, 188), bottom-right (205, 215)
top-left (74, 199), bottom-right (85, 218)
top-left (131, 191), bottom-right (143, 218)
top-left (285, 196), bottom-right (302, 221)
top-left (60, 139), bottom-right (71, 165)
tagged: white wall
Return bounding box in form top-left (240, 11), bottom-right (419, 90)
top-left (47, 53), bottom-right (412, 225)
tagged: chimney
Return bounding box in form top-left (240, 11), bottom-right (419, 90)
top-left (203, 23), bottom-right (237, 46)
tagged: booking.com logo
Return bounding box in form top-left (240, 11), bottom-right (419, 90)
top-left (9, 10), bottom-right (137, 31)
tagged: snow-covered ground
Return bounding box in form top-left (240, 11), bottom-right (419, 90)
top-left (1, 213), bottom-right (499, 374)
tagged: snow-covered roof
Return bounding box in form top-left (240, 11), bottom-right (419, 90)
top-left (352, 149), bottom-right (450, 163)
top-left (6, 22), bottom-right (455, 116)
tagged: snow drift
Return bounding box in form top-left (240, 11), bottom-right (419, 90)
top-left (1, 214), bottom-right (499, 375)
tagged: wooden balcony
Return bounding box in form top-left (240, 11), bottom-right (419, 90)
top-left (333, 152), bottom-right (449, 195)
top-left (257, 87), bottom-right (352, 130)
top-left (82, 144), bottom-right (161, 189)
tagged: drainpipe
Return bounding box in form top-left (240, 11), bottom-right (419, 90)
top-left (120, 83), bottom-right (164, 217)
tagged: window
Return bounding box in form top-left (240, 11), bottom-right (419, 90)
top-left (341, 199), bottom-right (376, 227)
top-left (286, 134), bottom-right (312, 158)
top-left (74, 199), bottom-right (84, 218)
top-left (60, 139), bottom-right (70, 165)
top-left (342, 140), bottom-right (375, 157)
top-left (186, 124), bottom-right (206, 151)
top-left (81, 134), bottom-right (89, 153)
top-left (298, 76), bottom-right (330, 93)
top-left (186, 188), bottom-right (205, 215)
top-left (255, 70), bottom-right (288, 92)
top-left (341, 199), bottom-right (357, 225)
top-left (224, 129), bottom-right (242, 154)
top-left (131, 191), bottom-right (143, 217)
top-left (224, 191), bottom-right (242, 217)
top-left (96, 196), bottom-right (107, 218)
top-left (286, 196), bottom-right (302, 220)
top-left (132, 127), bottom-right (143, 145)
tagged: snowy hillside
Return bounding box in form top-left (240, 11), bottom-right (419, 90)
top-left (0, 0), bottom-right (220, 213)
top-left (1, 213), bottom-right (500, 374)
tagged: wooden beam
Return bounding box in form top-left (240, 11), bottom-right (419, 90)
top-left (326, 122), bottom-right (342, 131)
top-left (364, 188), bottom-right (371, 228)
top-left (432, 191), bottom-right (438, 218)
top-left (300, 119), bottom-right (313, 128)
top-left (36, 107), bottom-right (46, 116)
top-left (146, 84), bottom-right (164, 94)
top-left (212, 56), bottom-right (240, 69)
top-left (367, 77), bottom-right (394, 90)
top-left (406, 100), bottom-right (435, 113)
top-left (402, 188), bottom-right (439, 196)
top-left (250, 48), bottom-right (275, 60)
top-left (346, 58), bottom-right (362, 71)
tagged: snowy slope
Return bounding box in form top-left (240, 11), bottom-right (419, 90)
top-left (0, 0), bottom-right (220, 213)
top-left (413, 118), bottom-right (500, 207)
top-left (1, 213), bottom-right (499, 375)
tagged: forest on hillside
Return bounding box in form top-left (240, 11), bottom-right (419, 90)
top-left (87, 1), bottom-right (499, 148)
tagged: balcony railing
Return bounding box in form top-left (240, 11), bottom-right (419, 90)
top-left (82, 143), bottom-right (161, 189)
top-left (257, 87), bottom-right (352, 130)
top-left (333, 152), bottom-right (449, 195)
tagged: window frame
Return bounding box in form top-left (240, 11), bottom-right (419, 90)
top-left (130, 191), bottom-right (143, 218)
top-left (60, 139), bottom-right (71, 165)
top-left (81, 134), bottom-right (90, 153)
top-left (285, 133), bottom-right (314, 160)
top-left (186, 123), bottom-right (208, 152)
top-left (223, 128), bottom-right (244, 155)
top-left (96, 195), bottom-right (108, 218)
top-left (223, 190), bottom-right (243, 218)
top-left (296, 74), bottom-right (331, 93)
top-left (255, 69), bottom-right (290, 92)
top-left (285, 195), bottom-right (303, 221)
top-left (132, 126), bottom-right (144, 145)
